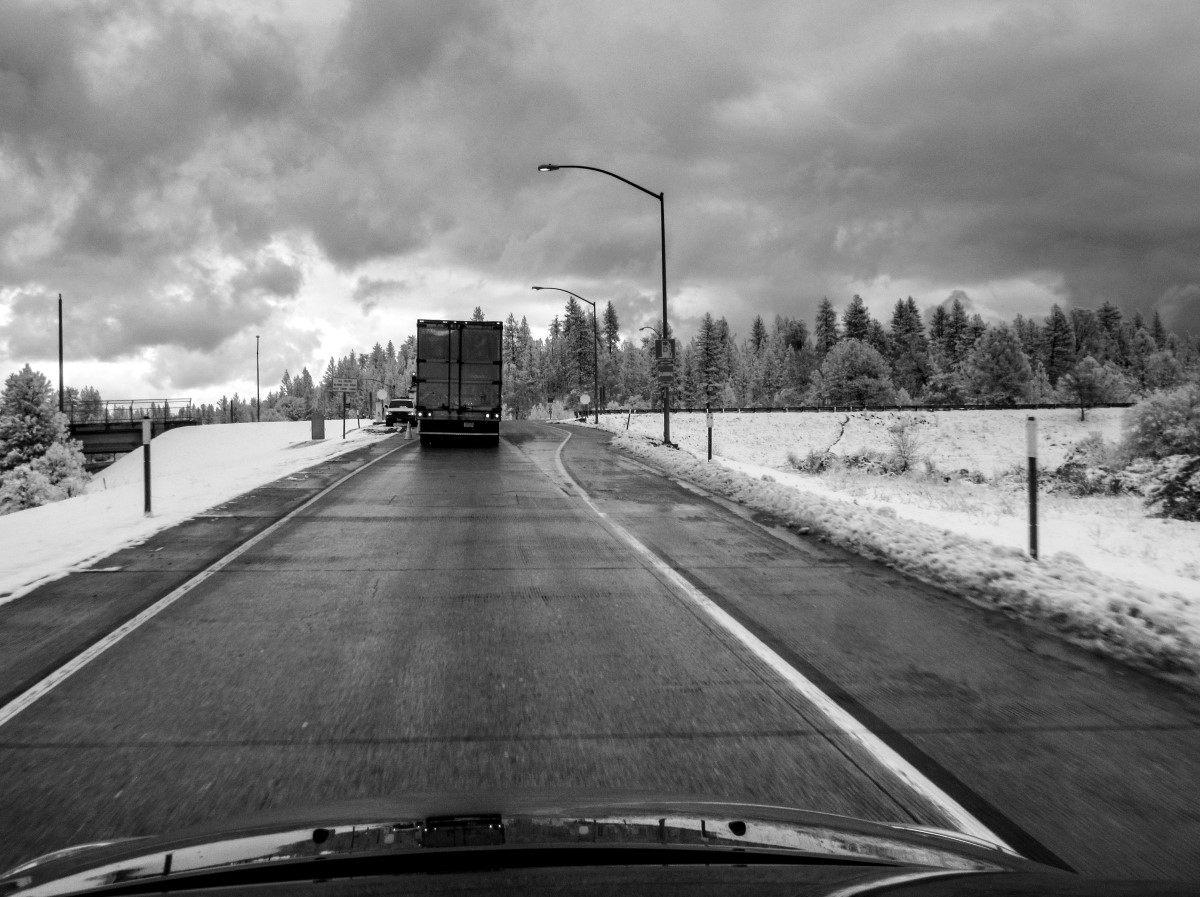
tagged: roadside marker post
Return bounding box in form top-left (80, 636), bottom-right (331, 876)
top-left (142, 414), bottom-right (152, 516)
top-left (706, 405), bottom-right (714, 460)
top-left (1027, 416), bottom-right (1038, 559)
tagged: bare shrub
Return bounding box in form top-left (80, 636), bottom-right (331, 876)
top-left (886, 418), bottom-right (923, 473)
top-left (788, 448), bottom-right (837, 473)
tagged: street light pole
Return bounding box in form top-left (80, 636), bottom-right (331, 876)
top-left (532, 286), bottom-right (599, 424)
top-left (255, 335), bottom-right (261, 423)
top-left (538, 163), bottom-right (670, 444)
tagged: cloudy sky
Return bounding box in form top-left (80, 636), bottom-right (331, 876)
top-left (2, 0), bottom-right (1199, 404)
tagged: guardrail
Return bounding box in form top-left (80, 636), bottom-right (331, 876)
top-left (597, 402), bottom-right (1135, 415)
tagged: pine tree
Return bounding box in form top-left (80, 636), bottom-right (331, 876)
top-left (0, 365), bottom-right (71, 473)
top-left (1043, 305), bottom-right (1076, 386)
top-left (1151, 309), bottom-right (1167, 348)
top-left (961, 324), bottom-right (1032, 403)
top-left (750, 315), bottom-right (768, 354)
top-left (842, 295), bottom-right (871, 343)
top-left (1069, 308), bottom-right (1102, 360)
top-left (1013, 314), bottom-right (1042, 362)
top-left (618, 338), bottom-right (653, 406)
top-left (958, 313), bottom-right (986, 363)
top-left (679, 342), bottom-right (699, 407)
top-left (602, 302), bottom-right (620, 354)
top-left (814, 297), bottom-right (839, 359)
top-left (866, 318), bottom-right (890, 358)
top-left (889, 298), bottom-right (929, 397)
top-left (1096, 301), bottom-right (1125, 364)
top-left (695, 313), bottom-right (727, 405)
top-left (471, 306), bottom-right (486, 322)
top-left (944, 295), bottom-right (970, 367)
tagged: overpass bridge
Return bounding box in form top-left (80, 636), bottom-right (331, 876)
top-left (67, 399), bottom-right (198, 472)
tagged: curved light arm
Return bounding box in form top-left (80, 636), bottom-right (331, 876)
top-left (531, 285), bottom-right (594, 310)
top-left (538, 164), bottom-right (662, 201)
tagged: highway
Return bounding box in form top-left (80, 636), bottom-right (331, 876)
top-left (0, 421), bottom-right (1197, 878)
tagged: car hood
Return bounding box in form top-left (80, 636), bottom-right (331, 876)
top-left (0, 791), bottom-right (1174, 897)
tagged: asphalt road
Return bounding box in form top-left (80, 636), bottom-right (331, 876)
top-left (0, 421), bottom-right (1197, 879)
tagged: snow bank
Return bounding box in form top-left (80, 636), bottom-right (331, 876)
top-left (595, 413), bottom-right (1199, 682)
top-left (0, 421), bottom-right (395, 604)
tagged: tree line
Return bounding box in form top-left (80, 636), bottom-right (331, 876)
top-left (501, 294), bottom-right (1197, 417)
top-left (282, 295), bottom-right (1196, 420)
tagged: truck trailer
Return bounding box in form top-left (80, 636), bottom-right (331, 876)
top-left (413, 319), bottom-right (503, 446)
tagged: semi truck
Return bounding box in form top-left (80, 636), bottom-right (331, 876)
top-left (413, 319), bottom-right (503, 446)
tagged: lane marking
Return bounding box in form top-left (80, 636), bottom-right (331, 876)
top-left (0, 443), bottom-right (406, 730)
top-left (547, 424), bottom-right (1017, 853)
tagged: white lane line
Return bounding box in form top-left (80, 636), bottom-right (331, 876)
top-left (0, 444), bottom-right (405, 730)
top-left (548, 425), bottom-right (1016, 853)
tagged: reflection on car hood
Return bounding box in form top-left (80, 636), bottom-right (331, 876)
top-left (0, 791), bottom-right (1175, 897)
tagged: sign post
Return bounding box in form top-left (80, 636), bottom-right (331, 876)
top-left (655, 339), bottom-right (677, 444)
top-left (580, 393), bottom-right (590, 422)
top-left (142, 414), bottom-right (152, 516)
top-left (1027, 416), bottom-right (1038, 559)
top-left (331, 378), bottom-right (357, 439)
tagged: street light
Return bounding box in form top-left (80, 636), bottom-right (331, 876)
top-left (538, 163), bottom-right (671, 445)
top-left (532, 286), bottom-right (599, 424)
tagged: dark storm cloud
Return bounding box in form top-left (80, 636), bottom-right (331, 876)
top-left (325, 0), bottom-right (500, 105)
top-left (767, 3), bottom-right (1200, 321)
top-left (351, 276), bottom-right (406, 312)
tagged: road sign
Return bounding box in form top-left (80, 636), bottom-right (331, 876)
top-left (655, 338), bottom-right (676, 361)
top-left (580, 393), bottom-right (590, 406)
top-left (376, 388), bottom-right (388, 401)
top-left (331, 378), bottom-right (357, 392)
top-left (657, 371), bottom-right (675, 384)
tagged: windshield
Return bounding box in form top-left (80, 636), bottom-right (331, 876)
top-left (1, 3), bottom-right (1199, 893)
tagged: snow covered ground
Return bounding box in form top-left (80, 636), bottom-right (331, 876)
top-left (594, 409), bottom-right (1200, 684)
top-left (0, 420), bottom-right (397, 605)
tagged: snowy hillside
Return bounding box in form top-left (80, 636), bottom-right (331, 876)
top-left (0, 421), bottom-right (396, 604)
top-left (594, 409), bottom-right (1199, 685)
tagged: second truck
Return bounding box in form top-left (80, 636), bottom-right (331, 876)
top-left (413, 319), bottom-right (503, 446)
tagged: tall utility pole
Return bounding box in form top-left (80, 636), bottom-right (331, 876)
top-left (58, 294), bottom-right (64, 413)
top-left (256, 335), bottom-right (261, 423)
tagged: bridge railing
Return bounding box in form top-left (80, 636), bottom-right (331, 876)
top-left (66, 399), bottom-right (196, 425)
